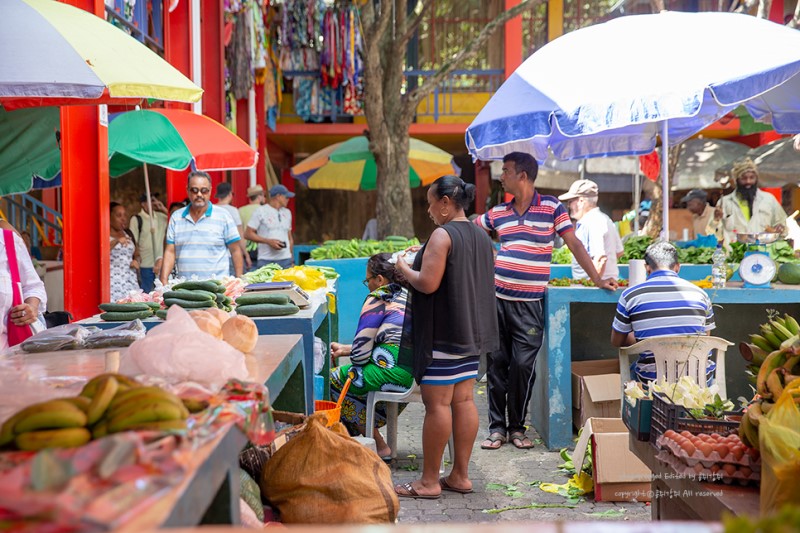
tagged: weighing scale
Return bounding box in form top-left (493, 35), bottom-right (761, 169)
top-left (244, 281), bottom-right (311, 308)
top-left (737, 232), bottom-right (780, 289)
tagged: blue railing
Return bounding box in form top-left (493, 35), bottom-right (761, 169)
top-left (105, 0), bottom-right (164, 55)
top-left (4, 194), bottom-right (63, 248)
top-left (281, 68), bottom-right (504, 123)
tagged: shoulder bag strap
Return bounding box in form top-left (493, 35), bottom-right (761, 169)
top-left (3, 230), bottom-right (23, 306)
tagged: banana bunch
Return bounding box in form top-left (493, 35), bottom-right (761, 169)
top-left (738, 313), bottom-right (800, 449)
top-left (0, 373), bottom-right (191, 452)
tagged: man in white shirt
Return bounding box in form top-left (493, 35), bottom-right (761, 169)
top-left (559, 179), bottom-right (623, 281)
top-left (245, 184), bottom-right (295, 269)
top-left (680, 189), bottom-right (716, 239)
top-left (215, 182), bottom-right (252, 273)
top-left (130, 193), bottom-right (168, 292)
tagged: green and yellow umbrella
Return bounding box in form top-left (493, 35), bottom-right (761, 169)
top-left (291, 136), bottom-right (456, 191)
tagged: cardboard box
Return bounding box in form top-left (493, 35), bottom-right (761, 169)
top-left (573, 418), bottom-right (652, 502)
top-left (571, 359), bottom-right (621, 430)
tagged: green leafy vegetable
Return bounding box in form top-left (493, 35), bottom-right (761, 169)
top-left (620, 236), bottom-right (653, 262)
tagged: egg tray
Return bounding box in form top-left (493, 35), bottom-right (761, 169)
top-left (656, 434), bottom-right (761, 469)
top-left (656, 449), bottom-right (760, 486)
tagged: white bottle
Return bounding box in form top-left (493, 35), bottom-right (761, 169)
top-left (711, 244), bottom-right (727, 289)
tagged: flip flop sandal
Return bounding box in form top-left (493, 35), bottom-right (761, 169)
top-left (439, 476), bottom-right (473, 494)
top-left (394, 482), bottom-right (440, 500)
top-left (510, 432), bottom-right (535, 449)
top-left (480, 432), bottom-right (506, 450)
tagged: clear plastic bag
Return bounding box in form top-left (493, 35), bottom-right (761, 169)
top-left (83, 319), bottom-right (146, 349)
top-left (759, 382), bottom-right (800, 515)
top-left (120, 305), bottom-right (248, 388)
top-left (20, 324), bottom-right (99, 353)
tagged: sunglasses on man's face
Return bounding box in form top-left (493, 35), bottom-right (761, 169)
top-left (188, 187), bottom-right (211, 195)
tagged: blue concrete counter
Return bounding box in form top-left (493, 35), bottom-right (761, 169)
top-left (535, 282), bottom-right (800, 450)
top-left (550, 263), bottom-right (741, 282)
top-left (306, 258), bottom-right (369, 344)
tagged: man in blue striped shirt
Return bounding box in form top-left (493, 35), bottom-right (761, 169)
top-left (611, 241), bottom-right (716, 386)
top-left (159, 172), bottom-right (243, 284)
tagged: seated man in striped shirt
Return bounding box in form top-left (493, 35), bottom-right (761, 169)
top-left (611, 241), bottom-right (716, 388)
top-left (159, 171), bottom-right (243, 284)
top-left (475, 152), bottom-right (617, 451)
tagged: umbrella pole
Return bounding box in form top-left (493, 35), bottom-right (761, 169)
top-left (634, 168), bottom-right (641, 234)
top-left (660, 122), bottom-right (670, 241)
top-left (143, 163), bottom-right (158, 263)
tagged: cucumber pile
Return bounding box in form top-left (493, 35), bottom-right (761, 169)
top-left (98, 302), bottom-right (160, 322)
top-left (158, 280), bottom-right (233, 319)
top-left (234, 293), bottom-right (300, 317)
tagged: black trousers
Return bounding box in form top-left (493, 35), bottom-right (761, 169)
top-left (486, 298), bottom-right (544, 436)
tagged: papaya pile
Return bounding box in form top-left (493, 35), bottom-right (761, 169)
top-left (738, 312), bottom-right (800, 449)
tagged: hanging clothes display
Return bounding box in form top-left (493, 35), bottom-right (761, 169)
top-left (277, 0), bottom-right (364, 121)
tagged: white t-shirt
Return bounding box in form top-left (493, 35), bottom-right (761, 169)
top-left (247, 204), bottom-right (292, 261)
top-left (571, 207), bottom-right (623, 280)
top-left (218, 204), bottom-right (242, 226)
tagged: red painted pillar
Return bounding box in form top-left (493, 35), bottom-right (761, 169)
top-left (231, 97), bottom-right (251, 204)
top-left (255, 83), bottom-right (267, 191)
top-left (504, 0), bottom-right (523, 80)
top-left (164, 0), bottom-right (193, 206)
top-left (201, 0), bottom-right (225, 192)
top-left (769, 0), bottom-right (784, 23)
top-left (59, 0), bottom-right (108, 317)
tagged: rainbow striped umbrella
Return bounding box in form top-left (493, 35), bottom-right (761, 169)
top-left (291, 136), bottom-right (456, 191)
top-left (0, 0), bottom-right (201, 108)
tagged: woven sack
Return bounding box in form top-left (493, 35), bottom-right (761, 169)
top-left (260, 412), bottom-right (398, 524)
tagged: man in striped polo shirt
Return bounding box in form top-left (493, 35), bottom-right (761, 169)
top-left (159, 172), bottom-right (243, 284)
top-left (611, 241), bottom-right (716, 387)
top-left (475, 152), bottom-right (617, 451)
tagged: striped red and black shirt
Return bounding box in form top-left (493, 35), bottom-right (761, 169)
top-left (475, 192), bottom-right (574, 300)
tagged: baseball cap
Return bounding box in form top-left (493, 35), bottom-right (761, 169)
top-left (246, 184), bottom-right (264, 197)
top-left (558, 179), bottom-right (599, 201)
top-left (269, 184), bottom-right (295, 198)
top-left (215, 182), bottom-right (232, 198)
top-left (680, 189), bottom-right (707, 204)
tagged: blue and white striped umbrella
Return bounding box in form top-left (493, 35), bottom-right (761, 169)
top-left (465, 11), bottom-right (800, 235)
top-left (467, 11), bottom-right (800, 163)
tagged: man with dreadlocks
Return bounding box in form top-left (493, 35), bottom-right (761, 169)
top-left (709, 157), bottom-right (786, 245)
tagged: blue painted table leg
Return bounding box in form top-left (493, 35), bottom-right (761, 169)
top-left (540, 298), bottom-right (573, 450)
top-left (301, 326), bottom-right (314, 415)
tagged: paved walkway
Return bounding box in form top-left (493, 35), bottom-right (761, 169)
top-left (389, 382), bottom-right (650, 523)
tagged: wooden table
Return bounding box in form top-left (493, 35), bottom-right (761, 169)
top-left (0, 334), bottom-right (307, 529)
top-left (250, 299), bottom-right (332, 412)
top-left (629, 434), bottom-right (759, 521)
top-left (245, 334), bottom-right (305, 413)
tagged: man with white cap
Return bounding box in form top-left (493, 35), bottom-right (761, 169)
top-left (709, 158), bottom-right (785, 244)
top-left (558, 179), bottom-right (623, 281)
top-left (245, 184), bottom-right (295, 269)
top-left (239, 185), bottom-right (266, 267)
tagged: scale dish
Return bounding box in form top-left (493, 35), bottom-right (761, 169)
top-left (735, 232), bottom-right (781, 244)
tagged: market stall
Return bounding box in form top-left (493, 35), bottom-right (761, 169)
top-left (534, 283), bottom-right (800, 450)
top-left (0, 317), bottom-right (318, 529)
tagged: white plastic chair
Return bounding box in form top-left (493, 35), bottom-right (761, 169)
top-left (365, 383), bottom-right (453, 471)
top-left (618, 335), bottom-right (733, 400)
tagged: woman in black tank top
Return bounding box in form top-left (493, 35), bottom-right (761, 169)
top-left (394, 176), bottom-right (499, 499)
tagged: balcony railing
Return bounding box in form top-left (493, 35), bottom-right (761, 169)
top-left (105, 0), bottom-right (164, 55)
top-left (280, 68), bottom-right (504, 124)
